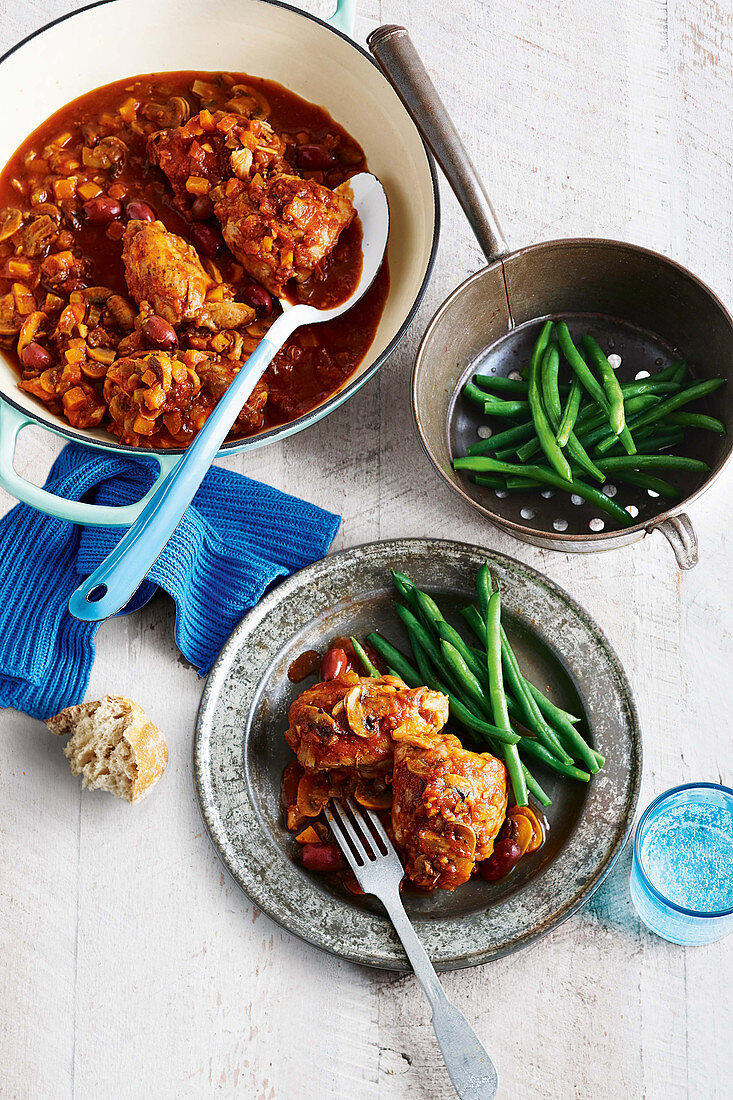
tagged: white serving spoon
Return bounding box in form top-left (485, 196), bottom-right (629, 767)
top-left (68, 173), bottom-right (388, 621)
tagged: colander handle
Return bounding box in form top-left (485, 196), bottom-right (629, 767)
top-left (0, 400), bottom-right (180, 528)
top-left (368, 24), bottom-right (508, 263)
top-left (649, 513), bottom-right (699, 570)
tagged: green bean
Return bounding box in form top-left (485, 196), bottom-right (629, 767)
top-left (476, 563), bottom-right (493, 637)
top-left (484, 593), bottom-right (528, 805)
top-left (582, 335), bottom-right (626, 435)
top-left (556, 322), bottom-right (608, 408)
top-left (440, 639), bottom-right (497, 726)
top-left (596, 455), bottom-right (710, 472)
top-left (529, 343), bottom-right (572, 481)
top-left (523, 766), bottom-right (552, 807)
top-left (619, 380), bottom-right (680, 396)
top-left (556, 377), bottom-right (582, 447)
top-left (466, 420), bottom-right (536, 457)
top-left (500, 477), bottom-right (545, 490)
top-left (607, 471), bottom-right (680, 499)
top-left (395, 604), bottom-right (454, 685)
top-left (391, 569), bottom-right (420, 609)
top-left (433, 620), bottom-right (490, 689)
top-left (463, 380), bottom-right (490, 406)
top-left (594, 378), bottom-right (725, 450)
top-left (556, 323), bottom-right (637, 454)
top-left (522, 319), bottom-right (555, 380)
top-left (475, 375), bottom-right (531, 395)
top-left (453, 457), bottom-right (636, 526)
top-left (498, 626), bottom-right (573, 763)
top-left (460, 605), bottom-right (582, 729)
top-left (600, 428), bottom-right (684, 456)
top-left (411, 586), bottom-right (445, 633)
top-left (519, 738), bottom-right (592, 781)
top-left (663, 411), bottom-right (725, 434)
top-left (654, 359), bottom-right (687, 382)
top-left (350, 637), bottom-right (380, 678)
top-left (484, 399), bottom-right (531, 418)
top-left (472, 474), bottom-right (508, 490)
top-left (524, 681), bottom-right (581, 727)
top-left (366, 632), bottom-right (422, 688)
top-left (476, 375), bottom-right (571, 397)
top-left (671, 361), bottom-right (689, 383)
top-left (513, 646), bottom-right (600, 773)
top-left (575, 396), bottom-right (660, 451)
top-left (541, 344), bottom-right (604, 482)
top-left (442, 692), bottom-right (521, 745)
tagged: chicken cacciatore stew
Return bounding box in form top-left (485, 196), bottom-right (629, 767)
top-left (0, 71), bottom-right (389, 448)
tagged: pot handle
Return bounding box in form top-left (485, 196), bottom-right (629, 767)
top-left (327, 0), bottom-right (356, 38)
top-left (648, 513), bottom-right (699, 569)
top-left (0, 400), bottom-right (180, 528)
top-left (368, 24), bottom-right (508, 263)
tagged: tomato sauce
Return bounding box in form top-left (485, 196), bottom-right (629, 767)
top-left (0, 70), bottom-right (389, 445)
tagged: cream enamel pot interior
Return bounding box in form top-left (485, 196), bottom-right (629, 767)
top-left (0, 0), bottom-right (439, 526)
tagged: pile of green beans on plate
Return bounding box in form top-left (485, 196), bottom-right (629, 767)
top-left (454, 320), bottom-right (726, 528)
top-left (362, 565), bottom-right (602, 808)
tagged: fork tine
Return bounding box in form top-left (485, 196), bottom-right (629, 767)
top-left (345, 797), bottom-right (390, 855)
top-left (361, 805), bottom-right (391, 853)
top-left (324, 805), bottom-right (364, 873)
top-left (331, 799), bottom-right (376, 861)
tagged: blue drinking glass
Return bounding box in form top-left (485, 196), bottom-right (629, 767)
top-left (629, 782), bottom-right (733, 945)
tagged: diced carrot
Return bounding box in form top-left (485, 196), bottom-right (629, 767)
top-left (295, 826), bottom-right (321, 845)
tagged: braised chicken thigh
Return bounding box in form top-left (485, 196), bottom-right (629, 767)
top-left (213, 174), bottom-right (355, 298)
top-left (148, 109), bottom-right (286, 208)
top-left (122, 219), bottom-right (214, 324)
top-left (392, 734), bottom-right (508, 891)
top-left (285, 672), bottom-right (448, 776)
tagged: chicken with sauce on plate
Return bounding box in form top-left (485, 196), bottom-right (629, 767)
top-left (282, 648), bottom-right (510, 891)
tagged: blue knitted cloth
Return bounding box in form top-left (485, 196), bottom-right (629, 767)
top-left (0, 444), bottom-right (340, 719)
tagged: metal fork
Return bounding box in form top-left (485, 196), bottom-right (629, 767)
top-left (325, 799), bottom-right (498, 1100)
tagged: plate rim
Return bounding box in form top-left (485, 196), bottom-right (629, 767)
top-left (193, 537), bottom-right (643, 970)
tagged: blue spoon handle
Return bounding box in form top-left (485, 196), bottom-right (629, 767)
top-left (67, 337), bottom-right (280, 621)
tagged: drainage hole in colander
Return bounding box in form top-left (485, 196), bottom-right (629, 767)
top-left (635, 369), bottom-right (650, 380)
top-left (520, 507), bottom-right (536, 520)
top-left (570, 494), bottom-right (583, 506)
top-left (477, 425), bottom-right (493, 439)
top-left (626, 504), bottom-right (639, 518)
top-left (508, 370), bottom-right (523, 381)
top-left (607, 354), bottom-right (622, 370)
top-left (540, 489), bottom-right (554, 499)
top-left (647, 488), bottom-right (660, 498)
top-left (553, 517), bottom-right (569, 532)
top-left (603, 483), bottom-right (617, 497)
top-left (589, 517), bottom-right (605, 532)
top-left (495, 489), bottom-right (508, 499)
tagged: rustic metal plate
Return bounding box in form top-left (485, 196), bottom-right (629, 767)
top-left (194, 538), bottom-right (642, 970)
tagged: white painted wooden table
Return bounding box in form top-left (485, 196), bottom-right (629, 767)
top-left (1, 2), bottom-right (731, 1097)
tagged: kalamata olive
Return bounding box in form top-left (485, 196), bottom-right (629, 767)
top-left (125, 200), bottom-right (156, 222)
top-left (300, 843), bottom-right (345, 872)
top-left (142, 314), bottom-right (178, 350)
top-left (296, 144), bottom-right (335, 171)
top-left (191, 195), bottom-right (214, 221)
top-left (83, 195), bottom-right (122, 224)
top-left (321, 647), bottom-right (350, 682)
top-left (480, 838), bottom-right (522, 882)
top-left (190, 223), bottom-right (221, 258)
top-left (21, 341), bottom-right (52, 371)
top-left (241, 283), bottom-right (273, 314)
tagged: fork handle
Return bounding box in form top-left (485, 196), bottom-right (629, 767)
top-left (381, 891), bottom-right (498, 1100)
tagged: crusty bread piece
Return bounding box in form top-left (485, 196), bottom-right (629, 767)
top-left (46, 695), bottom-right (167, 804)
